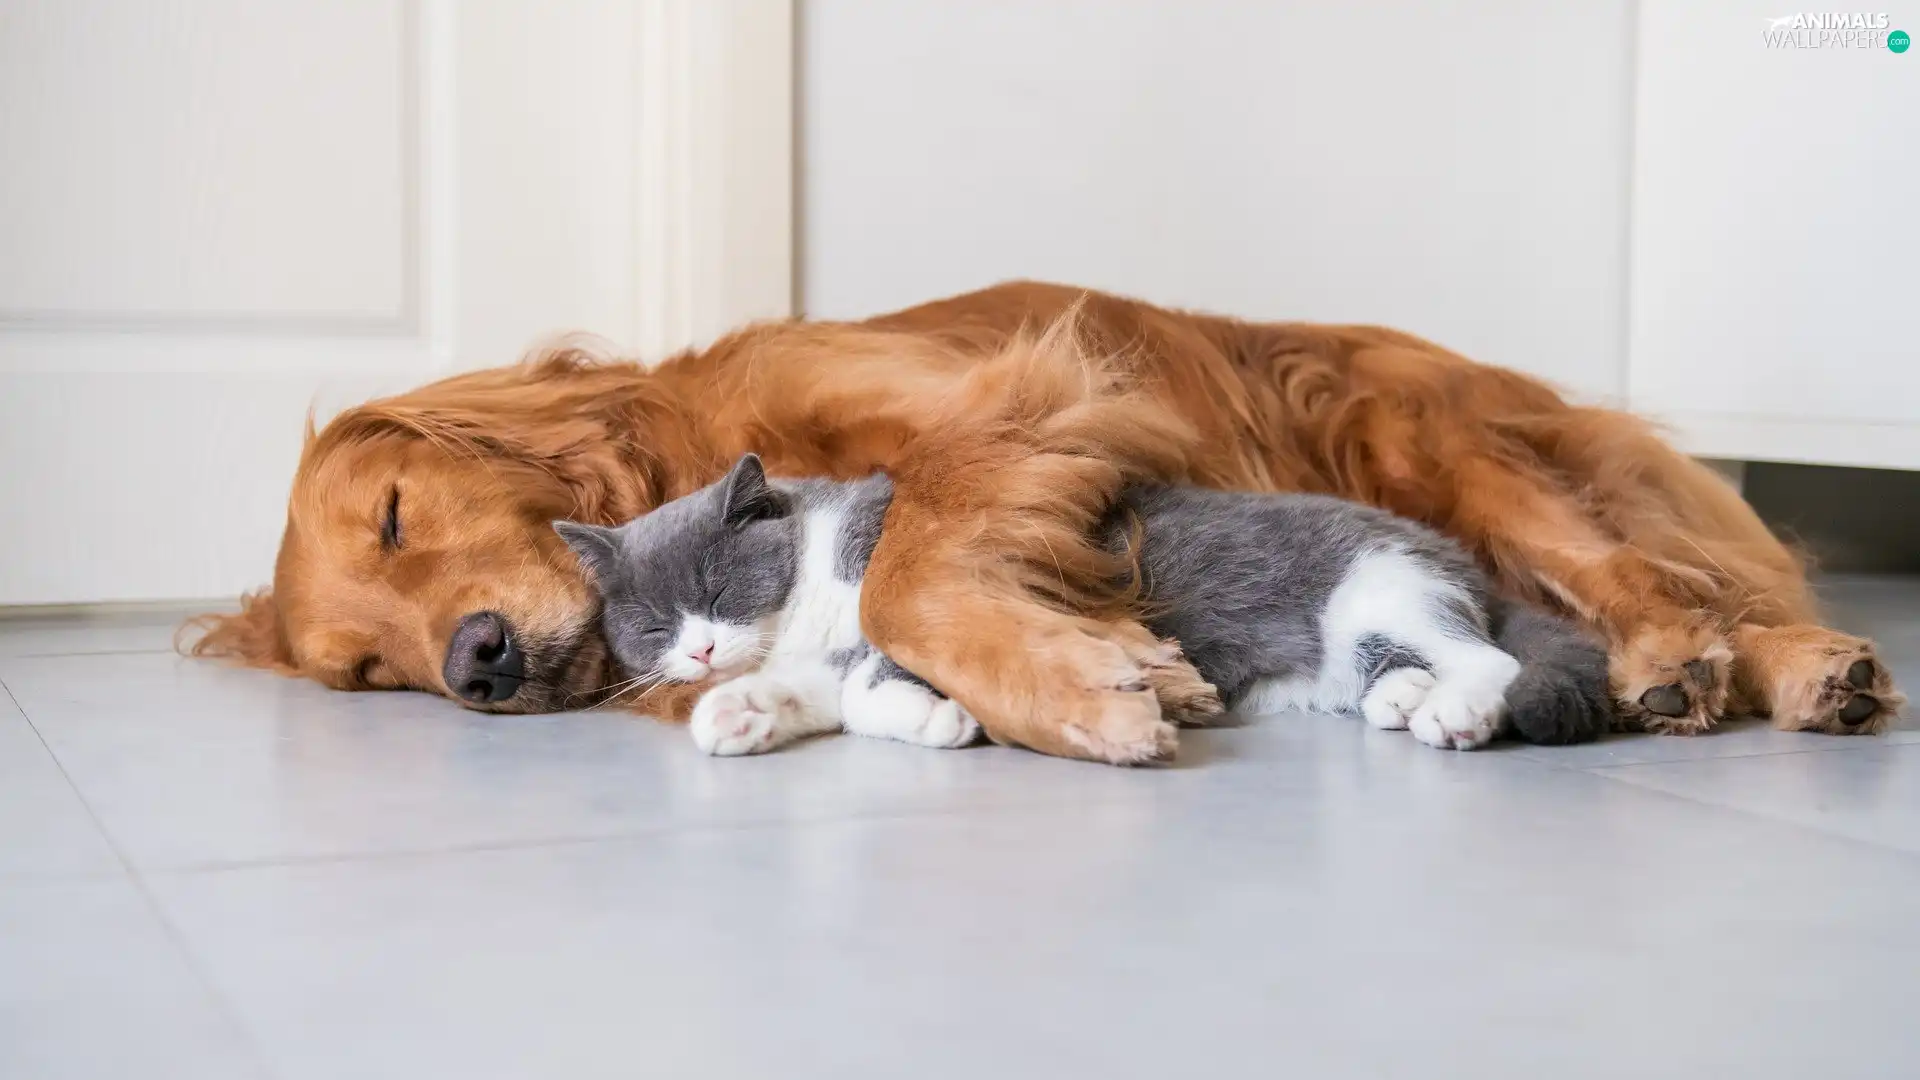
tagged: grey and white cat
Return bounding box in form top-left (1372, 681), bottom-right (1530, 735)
top-left (555, 458), bottom-right (979, 755)
top-left (557, 454), bottom-right (1611, 756)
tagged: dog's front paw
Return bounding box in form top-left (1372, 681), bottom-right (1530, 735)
top-left (1735, 625), bottom-right (1904, 736)
top-left (1612, 619), bottom-right (1733, 736)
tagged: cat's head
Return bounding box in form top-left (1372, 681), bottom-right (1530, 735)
top-left (555, 454), bottom-right (799, 686)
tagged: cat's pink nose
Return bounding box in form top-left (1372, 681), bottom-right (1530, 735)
top-left (689, 644), bottom-right (714, 665)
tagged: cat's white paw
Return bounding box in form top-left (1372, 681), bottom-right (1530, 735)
top-left (690, 675), bottom-right (801, 756)
top-left (1407, 675), bottom-right (1507, 751)
top-left (919, 697), bottom-right (981, 749)
top-left (1361, 667), bottom-right (1435, 730)
top-left (844, 677), bottom-right (979, 749)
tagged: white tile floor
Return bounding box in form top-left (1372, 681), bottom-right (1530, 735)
top-left (3, 577), bottom-right (1918, 1080)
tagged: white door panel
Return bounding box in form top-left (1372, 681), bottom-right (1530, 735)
top-left (0, 373), bottom-right (400, 606)
top-left (0, 0), bottom-right (409, 323)
top-left (0, 0), bottom-right (796, 605)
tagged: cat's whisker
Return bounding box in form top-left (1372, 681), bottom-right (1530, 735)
top-left (577, 681), bottom-right (636, 708)
top-left (574, 665), bottom-right (670, 709)
top-left (600, 667), bottom-right (670, 702)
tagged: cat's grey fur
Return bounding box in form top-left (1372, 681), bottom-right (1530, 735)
top-left (1112, 485), bottom-right (1611, 744)
top-left (559, 455), bottom-right (1611, 756)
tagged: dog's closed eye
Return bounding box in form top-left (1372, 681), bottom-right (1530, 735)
top-left (380, 486), bottom-right (402, 551)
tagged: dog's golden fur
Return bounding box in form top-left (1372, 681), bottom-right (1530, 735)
top-left (187, 281), bottom-right (1902, 762)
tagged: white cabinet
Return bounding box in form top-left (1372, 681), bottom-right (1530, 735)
top-left (1629, 1), bottom-right (1920, 471)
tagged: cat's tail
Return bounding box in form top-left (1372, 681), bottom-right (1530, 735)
top-left (1491, 597), bottom-right (1614, 745)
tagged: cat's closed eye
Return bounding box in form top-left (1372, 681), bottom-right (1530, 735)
top-left (708, 585), bottom-right (729, 617)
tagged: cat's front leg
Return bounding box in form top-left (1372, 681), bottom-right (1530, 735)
top-left (840, 650), bottom-right (982, 749)
top-left (690, 668), bottom-right (842, 756)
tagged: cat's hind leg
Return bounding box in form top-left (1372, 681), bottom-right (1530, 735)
top-left (840, 648), bottom-right (981, 749)
top-left (1403, 602), bottom-right (1521, 751)
top-left (1327, 549), bottom-right (1518, 751)
top-left (1408, 650), bottom-right (1520, 751)
top-left (1360, 667), bottom-right (1436, 731)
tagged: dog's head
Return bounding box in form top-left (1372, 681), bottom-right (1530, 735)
top-left (185, 344), bottom-right (710, 713)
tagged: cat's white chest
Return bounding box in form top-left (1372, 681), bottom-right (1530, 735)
top-left (772, 501), bottom-right (865, 657)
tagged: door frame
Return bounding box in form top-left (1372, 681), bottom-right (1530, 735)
top-left (637, 0), bottom-right (796, 358)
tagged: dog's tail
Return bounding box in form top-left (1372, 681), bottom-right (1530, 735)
top-left (1492, 597), bottom-right (1614, 745)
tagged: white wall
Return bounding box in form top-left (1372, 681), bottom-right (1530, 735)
top-left (801, 0), bottom-right (1637, 403)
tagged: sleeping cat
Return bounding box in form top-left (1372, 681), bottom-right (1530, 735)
top-left (556, 454), bottom-right (1612, 757)
top-left (556, 464), bottom-right (980, 756)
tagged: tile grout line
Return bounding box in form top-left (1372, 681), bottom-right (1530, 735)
top-left (1535, 747), bottom-right (1920, 866)
top-left (0, 675), bottom-right (284, 1080)
top-left (131, 795), bottom-right (1134, 879)
top-left (1564, 737), bottom-right (1920, 771)
top-left (1539, 737), bottom-right (1920, 771)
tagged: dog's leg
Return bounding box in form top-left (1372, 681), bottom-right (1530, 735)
top-left (1437, 458), bottom-right (1739, 735)
top-left (1607, 614), bottom-right (1737, 736)
top-left (833, 317), bottom-right (1220, 764)
top-left (860, 501), bottom-right (1181, 764)
top-left (1731, 623), bottom-right (1904, 735)
top-left (1450, 471), bottom-right (1908, 738)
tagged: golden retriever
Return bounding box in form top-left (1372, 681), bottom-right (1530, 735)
top-left (185, 282), bottom-right (1903, 763)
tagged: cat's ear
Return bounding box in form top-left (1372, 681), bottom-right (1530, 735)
top-left (553, 520), bottom-right (621, 583)
top-left (719, 453), bottom-right (788, 528)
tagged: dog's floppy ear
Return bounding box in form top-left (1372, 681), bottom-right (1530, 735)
top-left (554, 520), bottom-right (622, 583)
top-left (719, 453), bottom-right (789, 528)
top-left (178, 590), bottom-right (294, 672)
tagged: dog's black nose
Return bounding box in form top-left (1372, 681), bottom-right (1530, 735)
top-left (443, 611), bottom-right (526, 704)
